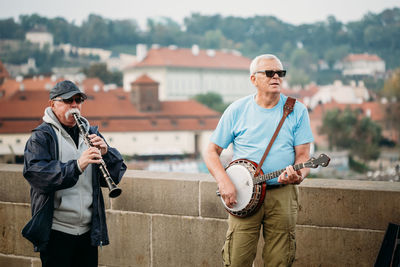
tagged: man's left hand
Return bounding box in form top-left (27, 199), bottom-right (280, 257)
top-left (88, 134), bottom-right (108, 155)
top-left (278, 165), bottom-right (303, 184)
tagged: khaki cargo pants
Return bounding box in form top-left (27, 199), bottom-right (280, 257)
top-left (222, 184), bottom-right (299, 267)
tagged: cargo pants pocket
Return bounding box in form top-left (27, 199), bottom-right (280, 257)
top-left (222, 229), bottom-right (234, 266)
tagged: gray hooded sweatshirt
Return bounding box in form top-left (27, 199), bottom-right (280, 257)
top-left (43, 107), bottom-right (93, 235)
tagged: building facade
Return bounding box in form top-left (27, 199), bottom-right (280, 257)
top-left (25, 29), bottom-right (54, 51)
top-left (123, 44), bottom-right (254, 102)
top-left (342, 53), bottom-right (385, 77)
top-left (0, 75), bottom-right (220, 162)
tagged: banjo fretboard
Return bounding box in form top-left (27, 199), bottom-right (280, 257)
top-left (253, 163), bottom-right (305, 185)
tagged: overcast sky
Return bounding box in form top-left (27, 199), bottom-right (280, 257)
top-left (0, 0), bottom-right (399, 28)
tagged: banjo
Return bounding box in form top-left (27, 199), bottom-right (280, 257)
top-left (217, 153), bottom-right (330, 218)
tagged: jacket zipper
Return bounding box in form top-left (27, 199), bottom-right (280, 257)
top-left (98, 171), bottom-right (103, 249)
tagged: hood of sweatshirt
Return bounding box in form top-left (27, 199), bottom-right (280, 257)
top-left (43, 107), bottom-right (90, 136)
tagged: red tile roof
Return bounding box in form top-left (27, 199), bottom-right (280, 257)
top-left (0, 76), bottom-right (63, 99)
top-left (132, 74), bottom-right (158, 84)
top-left (0, 77), bottom-right (108, 99)
top-left (81, 78), bottom-right (104, 92)
top-left (0, 60), bottom-right (10, 81)
top-left (343, 53), bottom-right (383, 62)
top-left (0, 88), bottom-right (220, 133)
top-left (310, 101), bottom-right (385, 121)
top-left (130, 47), bottom-right (251, 70)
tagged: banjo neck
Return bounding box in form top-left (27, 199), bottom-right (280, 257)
top-left (253, 162), bottom-right (305, 185)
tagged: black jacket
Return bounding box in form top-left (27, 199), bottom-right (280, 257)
top-left (22, 122), bottom-right (127, 252)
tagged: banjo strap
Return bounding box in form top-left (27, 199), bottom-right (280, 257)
top-left (254, 97), bottom-right (296, 177)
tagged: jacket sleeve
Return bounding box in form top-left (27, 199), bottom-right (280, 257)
top-left (96, 131), bottom-right (127, 187)
top-left (23, 130), bottom-right (81, 194)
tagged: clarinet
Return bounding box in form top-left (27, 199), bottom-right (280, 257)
top-left (72, 111), bottom-right (122, 198)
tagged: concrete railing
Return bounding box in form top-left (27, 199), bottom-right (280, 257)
top-left (0, 163), bottom-right (399, 266)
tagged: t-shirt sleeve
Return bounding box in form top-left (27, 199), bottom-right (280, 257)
top-left (294, 105), bottom-right (314, 146)
top-left (210, 106), bottom-right (235, 149)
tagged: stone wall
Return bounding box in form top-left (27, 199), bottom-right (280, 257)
top-left (0, 164), bottom-right (399, 266)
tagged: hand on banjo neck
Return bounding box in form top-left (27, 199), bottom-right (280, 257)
top-left (277, 165), bottom-right (304, 185)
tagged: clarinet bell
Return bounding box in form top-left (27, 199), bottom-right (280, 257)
top-left (109, 187), bottom-right (122, 198)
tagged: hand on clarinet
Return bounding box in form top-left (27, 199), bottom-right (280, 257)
top-left (88, 134), bottom-right (108, 155)
top-left (278, 165), bottom-right (303, 184)
top-left (77, 147), bottom-right (102, 171)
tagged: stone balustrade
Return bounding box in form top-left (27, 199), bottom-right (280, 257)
top-left (0, 163), bottom-right (399, 266)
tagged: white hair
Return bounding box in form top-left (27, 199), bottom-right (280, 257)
top-left (249, 54), bottom-right (283, 75)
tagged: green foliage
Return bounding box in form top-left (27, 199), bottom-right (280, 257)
top-left (0, 18), bottom-right (24, 39)
top-left (363, 77), bottom-right (384, 92)
top-left (315, 70), bottom-right (343, 85)
top-left (320, 108), bottom-right (358, 150)
top-left (192, 92), bottom-right (228, 113)
top-left (146, 17), bottom-right (182, 46)
top-left (323, 45), bottom-right (350, 69)
top-left (384, 68), bottom-right (400, 99)
top-left (82, 63), bottom-right (123, 86)
top-left (1, 8), bottom-right (400, 80)
top-left (348, 155), bottom-right (369, 173)
top-left (288, 69), bottom-right (310, 88)
top-left (32, 46), bottom-right (65, 73)
top-left (351, 117), bottom-right (382, 161)
top-left (383, 68), bottom-right (400, 145)
top-left (320, 108), bottom-right (382, 161)
top-left (201, 30), bottom-right (231, 49)
top-left (0, 41), bottom-right (33, 64)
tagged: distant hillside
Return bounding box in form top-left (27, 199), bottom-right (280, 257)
top-left (0, 8), bottom-right (399, 86)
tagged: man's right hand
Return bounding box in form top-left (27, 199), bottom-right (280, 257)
top-left (218, 179), bottom-right (237, 208)
top-left (77, 147), bottom-right (102, 171)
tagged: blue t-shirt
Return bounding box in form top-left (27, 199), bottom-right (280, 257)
top-left (210, 93), bottom-right (314, 185)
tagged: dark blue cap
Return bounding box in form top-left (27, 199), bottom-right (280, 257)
top-left (49, 80), bottom-right (87, 100)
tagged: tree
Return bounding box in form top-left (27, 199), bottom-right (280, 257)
top-left (146, 17), bottom-right (183, 46)
top-left (319, 108), bottom-right (357, 150)
top-left (0, 18), bottom-right (24, 39)
top-left (288, 69), bottom-right (311, 88)
top-left (323, 45), bottom-right (350, 69)
top-left (383, 68), bottom-right (400, 146)
top-left (319, 107), bottom-right (382, 162)
top-left (200, 29), bottom-right (231, 49)
top-left (351, 117), bottom-right (382, 162)
top-left (193, 92), bottom-right (228, 113)
top-left (184, 13), bottom-right (221, 35)
top-left (82, 63), bottom-right (122, 86)
top-left (79, 14), bottom-right (111, 47)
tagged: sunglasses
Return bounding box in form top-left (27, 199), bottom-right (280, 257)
top-left (254, 70), bottom-right (287, 78)
top-left (53, 97), bottom-right (85, 104)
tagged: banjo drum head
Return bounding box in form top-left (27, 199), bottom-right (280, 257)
top-left (225, 163), bottom-right (254, 212)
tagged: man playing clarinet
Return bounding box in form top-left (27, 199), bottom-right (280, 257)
top-left (22, 80), bottom-right (127, 267)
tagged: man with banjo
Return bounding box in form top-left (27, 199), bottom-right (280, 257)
top-left (204, 54), bottom-right (314, 266)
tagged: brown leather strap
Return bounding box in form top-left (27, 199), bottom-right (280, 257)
top-left (254, 97), bottom-right (296, 177)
